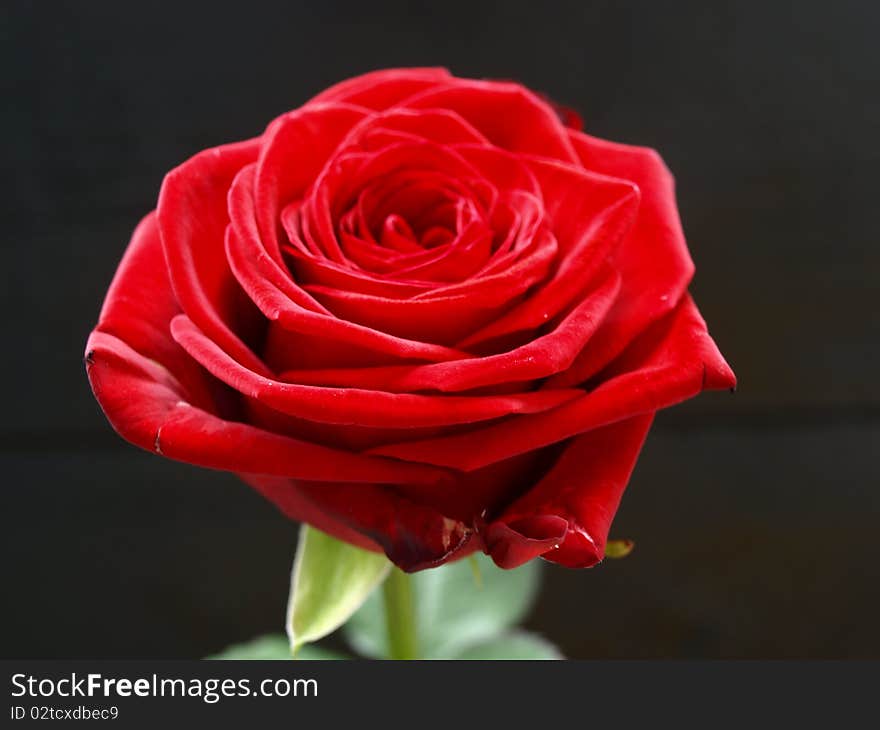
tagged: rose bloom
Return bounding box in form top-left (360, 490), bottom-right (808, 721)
top-left (85, 68), bottom-right (735, 572)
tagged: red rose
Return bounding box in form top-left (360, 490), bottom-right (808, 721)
top-left (85, 68), bottom-right (735, 572)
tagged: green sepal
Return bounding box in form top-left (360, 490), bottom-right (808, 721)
top-left (604, 539), bottom-right (635, 558)
top-left (287, 526), bottom-right (390, 654)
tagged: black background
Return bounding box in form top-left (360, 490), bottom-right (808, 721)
top-left (2, 0), bottom-right (877, 658)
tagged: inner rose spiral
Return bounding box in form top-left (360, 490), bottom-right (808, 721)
top-left (85, 68), bottom-right (735, 572)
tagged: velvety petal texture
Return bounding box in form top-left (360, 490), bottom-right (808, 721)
top-left (86, 68), bottom-right (735, 572)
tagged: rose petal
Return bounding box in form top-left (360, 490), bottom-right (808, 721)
top-left (253, 103), bottom-right (368, 266)
top-left (547, 131), bottom-right (697, 386)
top-left (401, 79), bottom-right (580, 164)
top-left (482, 515), bottom-right (569, 569)
top-left (342, 106), bottom-right (490, 149)
top-left (157, 137), bottom-right (269, 375)
top-left (171, 314), bottom-right (583, 428)
top-left (367, 295), bottom-right (736, 469)
top-left (458, 155), bottom-right (640, 349)
top-left (245, 473), bottom-right (482, 573)
top-left (90, 213), bottom-right (214, 409)
top-left (296, 225), bottom-right (557, 346)
top-left (482, 414), bottom-right (654, 568)
top-left (285, 478), bottom-right (475, 572)
top-left (241, 474), bottom-right (382, 553)
top-left (279, 266), bottom-right (620, 392)
top-left (225, 171), bottom-right (472, 365)
top-left (307, 67), bottom-right (453, 109)
top-left (85, 216), bottom-right (448, 487)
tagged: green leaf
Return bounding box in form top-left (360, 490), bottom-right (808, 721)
top-left (287, 526), bottom-right (391, 654)
top-left (451, 631), bottom-right (563, 660)
top-left (207, 634), bottom-right (348, 660)
top-left (344, 552), bottom-right (541, 659)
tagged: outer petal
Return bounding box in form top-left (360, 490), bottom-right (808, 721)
top-left (89, 213), bottom-right (215, 411)
top-left (482, 415), bottom-right (654, 569)
top-left (156, 137), bottom-right (269, 375)
top-left (170, 314), bottom-right (581, 428)
top-left (241, 475), bottom-right (382, 553)
top-left (244, 472), bottom-right (482, 572)
top-left (85, 212), bottom-right (449, 488)
top-left (368, 295), bottom-right (736, 470)
top-left (278, 477), bottom-right (475, 572)
top-left (306, 67), bottom-right (453, 109)
top-left (549, 130), bottom-right (697, 386)
top-left (401, 80), bottom-right (580, 164)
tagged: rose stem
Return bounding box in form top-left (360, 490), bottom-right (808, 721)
top-left (382, 567), bottom-right (419, 660)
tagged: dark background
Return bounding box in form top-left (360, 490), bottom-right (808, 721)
top-left (2, 0), bottom-right (877, 658)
